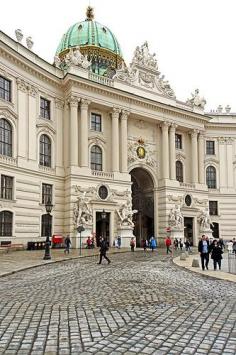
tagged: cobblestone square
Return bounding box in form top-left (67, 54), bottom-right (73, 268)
top-left (0, 252), bottom-right (236, 354)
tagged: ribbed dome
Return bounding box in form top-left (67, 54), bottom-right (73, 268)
top-left (56, 20), bottom-right (122, 57)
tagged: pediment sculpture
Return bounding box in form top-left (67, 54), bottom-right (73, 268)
top-left (186, 89), bottom-right (206, 109)
top-left (114, 41), bottom-right (175, 99)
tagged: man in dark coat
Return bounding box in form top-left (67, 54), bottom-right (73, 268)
top-left (198, 235), bottom-right (210, 270)
top-left (98, 237), bottom-right (111, 265)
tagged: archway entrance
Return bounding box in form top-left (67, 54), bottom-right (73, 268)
top-left (130, 168), bottom-right (154, 247)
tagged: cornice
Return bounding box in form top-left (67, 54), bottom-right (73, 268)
top-left (36, 121), bottom-right (56, 135)
top-left (0, 105), bottom-right (18, 119)
top-left (0, 45), bottom-right (62, 89)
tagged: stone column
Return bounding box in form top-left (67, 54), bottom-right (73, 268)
top-left (120, 110), bottom-right (129, 173)
top-left (190, 130), bottom-right (199, 183)
top-left (198, 131), bottom-right (205, 184)
top-left (28, 85), bottom-right (38, 161)
top-left (17, 78), bottom-right (28, 159)
top-left (112, 107), bottom-right (120, 172)
top-left (161, 122), bottom-right (170, 179)
top-left (169, 123), bottom-right (177, 180)
top-left (68, 96), bottom-right (79, 166)
top-left (55, 98), bottom-right (64, 167)
top-left (80, 99), bottom-right (90, 168)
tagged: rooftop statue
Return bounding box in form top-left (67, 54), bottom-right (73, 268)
top-left (133, 41), bottom-right (158, 70)
top-left (54, 47), bottom-right (91, 70)
top-left (186, 89), bottom-right (206, 109)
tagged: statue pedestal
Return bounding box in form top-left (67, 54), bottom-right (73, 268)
top-left (170, 228), bottom-right (184, 242)
top-left (199, 229), bottom-right (213, 239)
top-left (117, 226), bottom-right (135, 248)
top-left (72, 226), bottom-right (92, 249)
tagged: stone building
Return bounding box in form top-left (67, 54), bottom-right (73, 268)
top-left (0, 7), bottom-right (236, 247)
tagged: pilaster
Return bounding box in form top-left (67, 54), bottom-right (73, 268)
top-left (111, 107), bottom-right (120, 172)
top-left (120, 110), bottom-right (129, 173)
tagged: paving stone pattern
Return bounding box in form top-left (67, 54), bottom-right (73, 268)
top-left (0, 252), bottom-right (236, 354)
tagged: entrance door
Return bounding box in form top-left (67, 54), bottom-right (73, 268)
top-left (96, 212), bottom-right (110, 246)
top-left (212, 222), bottom-right (219, 239)
top-left (184, 217), bottom-right (193, 245)
top-left (130, 168), bottom-right (154, 247)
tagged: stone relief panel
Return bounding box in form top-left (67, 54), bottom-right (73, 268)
top-left (128, 137), bottom-right (157, 168)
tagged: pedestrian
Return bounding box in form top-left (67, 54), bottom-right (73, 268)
top-left (130, 237), bottom-right (135, 252)
top-left (142, 238), bottom-right (147, 251)
top-left (174, 238), bottom-right (178, 250)
top-left (86, 236), bottom-right (92, 249)
top-left (64, 235), bottom-right (71, 254)
top-left (149, 236), bottom-right (157, 252)
top-left (165, 236), bottom-right (172, 254)
top-left (198, 235), bottom-right (210, 270)
top-left (117, 235), bottom-right (121, 249)
top-left (179, 238), bottom-right (183, 251)
top-left (233, 238), bottom-right (236, 255)
top-left (211, 240), bottom-right (223, 270)
top-left (97, 237), bottom-right (111, 264)
top-left (185, 239), bottom-right (191, 253)
top-left (218, 237), bottom-right (225, 250)
top-left (227, 240), bottom-right (233, 253)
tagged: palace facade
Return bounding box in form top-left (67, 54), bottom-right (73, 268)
top-left (0, 8), bottom-right (236, 247)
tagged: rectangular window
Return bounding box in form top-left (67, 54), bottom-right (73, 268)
top-left (42, 183), bottom-right (53, 204)
top-left (0, 76), bottom-right (11, 102)
top-left (40, 97), bottom-right (51, 119)
top-left (175, 134), bottom-right (182, 149)
top-left (209, 201), bottom-right (218, 215)
top-left (91, 113), bottom-right (102, 132)
top-left (1, 175), bottom-right (13, 200)
top-left (206, 140), bottom-right (215, 155)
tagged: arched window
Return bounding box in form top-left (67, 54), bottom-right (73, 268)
top-left (0, 211), bottom-right (13, 236)
top-left (206, 166), bottom-right (216, 188)
top-left (176, 160), bottom-right (183, 182)
top-left (41, 214), bottom-right (52, 237)
top-left (0, 118), bottom-right (12, 157)
top-left (40, 134), bottom-right (51, 167)
top-left (90, 145), bottom-right (102, 171)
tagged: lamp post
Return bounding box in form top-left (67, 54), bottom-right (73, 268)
top-left (101, 209), bottom-right (106, 242)
top-left (43, 199), bottom-right (53, 260)
top-left (77, 225), bottom-right (85, 256)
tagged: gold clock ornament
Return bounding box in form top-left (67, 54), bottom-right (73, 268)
top-left (136, 146), bottom-right (146, 159)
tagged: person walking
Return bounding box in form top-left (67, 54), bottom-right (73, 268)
top-left (198, 235), bottom-right (210, 270)
top-left (97, 237), bottom-right (111, 265)
top-left (117, 235), bottom-right (121, 249)
top-left (233, 238), bottom-right (236, 255)
top-left (211, 240), bottom-right (223, 270)
top-left (64, 235), bottom-right (71, 254)
top-left (130, 237), bottom-right (135, 252)
top-left (150, 236), bottom-right (157, 252)
top-left (165, 236), bottom-right (172, 254)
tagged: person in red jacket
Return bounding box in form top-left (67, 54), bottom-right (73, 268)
top-left (165, 236), bottom-right (172, 254)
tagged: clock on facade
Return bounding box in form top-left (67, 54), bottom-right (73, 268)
top-left (136, 146), bottom-right (146, 159)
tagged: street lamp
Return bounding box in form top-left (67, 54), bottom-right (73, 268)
top-left (77, 225), bottom-right (85, 256)
top-left (43, 198), bottom-right (53, 260)
top-left (101, 209), bottom-right (106, 241)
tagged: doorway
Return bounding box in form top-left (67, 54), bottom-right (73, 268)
top-left (211, 222), bottom-right (219, 239)
top-left (130, 168), bottom-right (154, 247)
top-left (96, 212), bottom-right (110, 246)
top-left (184, 217), bottom-right (193, 245)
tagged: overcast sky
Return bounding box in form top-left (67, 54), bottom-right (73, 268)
top-left (1, 0), bottom-right (236, 112)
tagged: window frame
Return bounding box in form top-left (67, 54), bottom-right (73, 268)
top-left (40, 97), bottom-right (51, 120)
top-left (209, 201), bottom-right (218, 216)
top-left (175, 134), bottom-right (182, 150)
top-left (0, 118), bottom-right (12, 157)
top-left (39, 134), bottom-right (51, 167)
top-left (42, 183), bottom-right (53, 205)
top-left (90, 112), bottom-right (102, 132)
top-left (90, 145), bottom-right (102, 171)
top-left (176, 160), bottom-right (183, 182)
top-left (206, 165), bottom-right (217, 189)
top-left (0, 210), bottom-right (13, 236)
top-left (41, 213), bottom-right (52, 237)
top-left (0, 76), bottom-right (11, 102)
top-left (1, 175), bottom-right (13, 200)
top-left (206, 140), bottom-right (215, 155)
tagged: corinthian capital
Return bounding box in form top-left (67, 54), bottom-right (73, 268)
top-left (112, 106), bottom-right (121, 118)
top-left (80, 98), bottom-right (91, 110)
top-left (190, 129), bottom-right (199, 138)
top-left (169, 122), bottom-right (178, 132)
top-left (160, 121), bottom-right (171, 130)
top-left (55, 98), bottom-right (65, 109)
top-left (67, 95), bottom-right (79, 107)
top-left (28, 85), bottom-right (38, 97)
top-left (121, 109), bottom-right (130, 120)
top-left (16, 78), bottom-right (28, 92)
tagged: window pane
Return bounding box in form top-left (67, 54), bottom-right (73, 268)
top-left (0, 211), bottom-right (13, 236)
top-left (0, 118), bottom-right (12, 157)
top-left (40, 97), bottom-right (50, 119)
top-left (90, 145), bottom-right (102, 171)
top-left (175, 134), bottom-right (182, 149)
top-left (0, 76), bottom-right (11, 102)
top-left (209, 201), bottom-right (218, 215)
top-left (39, 134), bottom-right (51, 167)
top-left (206, 141), bottom-right (215, 155)
top-left (91, 113), bottom-right (101, 132)
top-left (1, 175), bottom-right (13, 200)
top-left (42, 183), bottom-right (53, 204)
top-left (206, 166), bottom-right (216, 188)
top-left (176, 161), bottom-right (183, 182)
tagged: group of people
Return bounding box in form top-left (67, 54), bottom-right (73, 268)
top-left (198, 235), bottom-right (225, 271)
top-left (141, 236), bottom-right (157, 252)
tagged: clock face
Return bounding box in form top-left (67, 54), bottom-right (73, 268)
top-left (136, 146), bottom-right (146, 159)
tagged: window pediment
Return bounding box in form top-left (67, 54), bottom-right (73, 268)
top-left (89, 135), bottom-right (106, 146)
top-left (0, 106), bottom-right (17, 121)
top-left (37, 122), bottom-right (56, 135)
top-left (205, 157), bottom-right (219, 165)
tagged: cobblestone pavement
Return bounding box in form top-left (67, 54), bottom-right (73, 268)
top-left (0, 252), bottom-right (236, 355)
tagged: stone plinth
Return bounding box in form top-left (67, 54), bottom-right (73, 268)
top-left (192, 258), bottom-right (200, 267)
top-left (71, 226), bottom-right (92, 249)
top-left (199, 229), bottom-right (213, 239)
top-left (170, 228), bottom-right (184, 241)
top-left (117, 226), bottom-right (135, 248)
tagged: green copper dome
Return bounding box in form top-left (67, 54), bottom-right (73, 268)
top-left (56, 7), bottom-right (123, 77)
top-left (56, 20), bottom-right (122, 57)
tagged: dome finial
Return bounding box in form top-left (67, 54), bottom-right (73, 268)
top-left (86, 6), bottom-right (94, 21)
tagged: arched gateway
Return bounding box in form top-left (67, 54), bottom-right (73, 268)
top-left (130, 168), bottom-right (154, 247)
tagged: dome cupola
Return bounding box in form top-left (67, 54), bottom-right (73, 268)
top-left (56, 7), bottom-right (123, 76)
